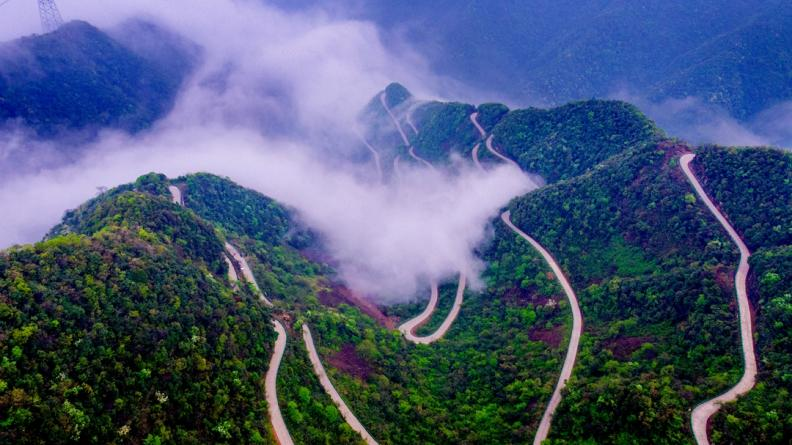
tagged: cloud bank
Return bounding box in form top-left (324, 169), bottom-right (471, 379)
top-left (0, 0), bottom-right (535, 302)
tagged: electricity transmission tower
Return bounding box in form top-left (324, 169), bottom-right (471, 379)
top-left (37, 0), bottom-right (63, 33)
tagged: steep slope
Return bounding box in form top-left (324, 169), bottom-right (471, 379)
top-left (689, 147), bottom-right (792, 444)
top-left (0, 20), bottom-right (197, 135)
top-left (0, 185), bottom-right (276, 444)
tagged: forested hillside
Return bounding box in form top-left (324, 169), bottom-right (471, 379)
top-left (2, 82), bottom-right (789, 444)
top-left (0, 20), bottom-right (196, 135)
top-left (691, 147), bottom-right (792, 444)
top-left (0, 181), bottom-right (276, 444)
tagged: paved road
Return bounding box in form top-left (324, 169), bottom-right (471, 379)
top-left (398, 276), bottom-right (467, 344)
top-left (359, 135), bottom-right (383, 182)
top-left (224, 254), bottom-right (239, 283)
top-left (485, 135), bottom-right (519, 168)
top-left (225, 242), bottom-right (274, 307)
top-left (267, 320), bottom-right (294, 445)
top-left (469, 112), bottom-right (486, 138)
top-left (471, 143), bottom-right (483, 170)
top-left (380, 92), bottom-right (434, 169)
top-left (167, 185), bottom-right (184, 206)
top-left (302, 324), bottom-right (379, 445)
top-left (681, 153), bottom-right (757, 445)
top-left (406, 105), bottom-right (419, 135)
top-left (169, 184), bottom-right (288, 442)
top-left (501, 211), bottom-right (583, 445)
top-left (470, 111), bottom-right (519, 167)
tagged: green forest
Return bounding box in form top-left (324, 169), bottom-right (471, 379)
top-left (2, 87), bottom-right (790, 444)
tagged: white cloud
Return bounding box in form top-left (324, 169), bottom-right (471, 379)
top-left (0, 0), bottom-right (536, 302)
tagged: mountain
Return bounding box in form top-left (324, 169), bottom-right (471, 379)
top-left (0, 20), bottom-right (198, 136)
top-left (272, 0), bottom-right (792, 121)
top-left (1, 83), bottom-right (790, 444)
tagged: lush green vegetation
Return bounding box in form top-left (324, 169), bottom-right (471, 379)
top-left (0, 194), bottom-right (276, 443)
top-left (709, 246), bottom-right (792, 444)
top-left (0, 21), bottom-right (194, 135)
top-left (692, 145), bottom-right (792, 444)
top-left (492, 100), bottom-right (661, 182)
top-left (48, 175), bottom-right (225, 276)
top-left (505, 141), bottom-right (743, 443)
top-left (410, 101), bottom-right (477, 163)
top-left (474, 103), bottom-right (509, 133)
top-left (297, 222), bottom-right (571, 444)
top-left (694, 145), bottom-right (792, 250)
top-left (276, 328), bottom-right (364, 445)
top-left (178, 173), bottom-right (293, 245)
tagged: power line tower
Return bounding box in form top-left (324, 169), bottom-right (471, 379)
top-left (37, 0), bottom-right (64, 33)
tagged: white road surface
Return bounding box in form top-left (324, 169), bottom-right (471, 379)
top-left (398, 276), bottom-right (467, 344)
top-left (266, 320), bottom-right (294, 445)
top-left (681, 153), bottom-right (757, 445)
top-left (501, 211), bottom-right (583, 445)
top-left (302, 324), bottom-right (379, 445)
top-left (225, 242), bottom-right (273, 307)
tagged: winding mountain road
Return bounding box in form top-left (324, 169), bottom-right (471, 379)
top-left (302, 324), bottom-right (379, 445)
top-left (471, 143), bottom-right (483, 170)
top-left (680, 154), bottom-right (757, 445)
top-left (225, 242), bottom-right (273, 307)
top-left (168, 184), bottom-right (288, 444)
top-left (380, 92), bottom-right (434, 169)
top-left (469, 114), bottom-right (486, 169)
top-left (398, 276), bottom-right (467, 344)
top-left (471, 112), bottom-right (582, 442)
top-left (224, 254), bottom-right (239, 283)
top-left (485, 135), bottom-right (519, 168)
top-left (359, 135), bottom-right (383, 182)
top-left (267, 320), bottom-right (294, 445)
top-left (501, 211), bottom-right (583, 445)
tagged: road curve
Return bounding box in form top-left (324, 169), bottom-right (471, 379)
top-left (680, 154), bottom-right (757, 445)
top-left (267, 320), bottom-right (294, 445)
top-left (167, 185), bottom-right (184, 206)
top-left (485, 135), bottom-right (519, 168)
top-left (169, 184), bottom-right (288, 441)
top-left (469, 112), bottom-right (486, 138)
top-left (398, 276), bottom-right (467, 344)
top-left (501, 211), bottom-right (583, 445)
top-left (359, 135), bottom-right (383, 182)
top-left (224, 254), bottom-right (239, 283)
top-left (225, 242), bottom-right (274, 307)
top-left (471, 143), bottom-right (483, 170)
top-left (302, 324), bottom-right (379, 445)
top-left (379, 92), bottom-right (434, 170)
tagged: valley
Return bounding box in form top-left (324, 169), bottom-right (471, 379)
top-left (0, 11), bottom-right (789, 442)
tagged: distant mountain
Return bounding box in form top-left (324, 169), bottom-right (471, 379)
top-left (0, 20), bottom-right (198, 136)
top-left (273, 0), bottom-right (792, 122)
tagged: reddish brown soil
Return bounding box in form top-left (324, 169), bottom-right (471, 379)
top-left (529, 324), bottom-right (565, 348)
top-left (318, 281), bottom-right (398, 329)
top-left (658, 140), bottom-right (692, 165)
top-left (603, 336), bottom-right (654, 360)
top-left (327, 344), bottom-right (373, 381)
top-left (713, 264), bottom-right (736, 293)
top-left (501, 286), bottom-right (554, 307)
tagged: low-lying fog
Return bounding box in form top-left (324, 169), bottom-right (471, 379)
top-left (0, 0), bottom-right (535, 302)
